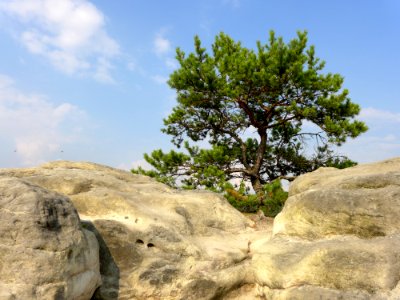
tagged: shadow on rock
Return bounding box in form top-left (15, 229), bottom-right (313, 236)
top-left (82, 221), bottom-right (120, 300)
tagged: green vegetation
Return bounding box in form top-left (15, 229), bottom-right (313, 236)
top-left (132, 31), bottom-right (367, 216)
top-left (223, 180), bottom-right (288, 217)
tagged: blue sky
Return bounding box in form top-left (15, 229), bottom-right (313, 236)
top-left (0, 0), bottom-right (399, 169)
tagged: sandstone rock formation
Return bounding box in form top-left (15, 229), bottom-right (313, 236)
top-left (0, 161), bottom-right (262, 299)
top-left (1, 158), bottom-right (400, 299)
top-left (0, 177), bottom-right (101, 300)
top-left (258, 157), bottom-right (400, 299)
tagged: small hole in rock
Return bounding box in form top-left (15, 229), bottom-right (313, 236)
top-left (136, 239), bottom-right (144, 244)
top-left (125, 216), bottom-right (129, 219)
top-left (147, 243), bottom-right (155, 248)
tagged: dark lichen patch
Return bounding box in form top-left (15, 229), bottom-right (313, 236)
top-left (149, 225), bottom-right (182, 243)
top-left (295, 202), bottom-right (388, 240)
top-left (342, 223), bottom-right (386, 239)
top-left (180, 279), bottom-right (220, 300)
top-left (37, 198), bottom-right (73, 232)
top-left (342, 221), bottom-right (383, 239)
top-left (175, 206), bottom-right (194, 234)
top-left (330, 213), bottom-right (387, 238)
top-left (54, 286), bottom-right (65, 300)
top-left (312, 249), bottom-right (383, 293)
top-left (139, 261), bottom-right (178, 286)
top-left (205, 219), bottom-right (224, 230)
top-left (340, 174), bottom-right (399, 190)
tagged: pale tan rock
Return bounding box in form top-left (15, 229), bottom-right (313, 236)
top-left (256, 157), bottom-right (400, 300)
top-left (3, 158), bottom-right (400, 300)
top-left (251, 235), bottom-right (400, 297)
top-left (0, 161), bottom-right (260, 300)
top-left (274, 157), bottom-right (400, 239)
top-left (0, 177), bottom-right (101, 300)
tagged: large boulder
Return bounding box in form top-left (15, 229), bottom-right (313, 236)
top-left (0, 161), bottom-right (262, 299)
top-left (2, 158), bottom-right (400, 299)
top-left (249, 157), bottom-right (400, 299)
top-left (0, 177), bottom-right (101, 300)
top-left (274, 157), bottom-right (400, 239)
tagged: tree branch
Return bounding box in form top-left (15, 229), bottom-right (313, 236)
top-left (237, 97), bottom-right (262, 128)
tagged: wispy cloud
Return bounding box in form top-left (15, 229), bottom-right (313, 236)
top-left (151, 74), bottom-right (168, 85)
top-left (339, 134), bottom-right (400, 163)
top-left (94, 56), bottom-right (115, 84)
top-left (0, 73), bottom-right (88, 166)
top-left (338, 107), bottom-right (400, 162)
top-left (359, 107), bottom-right (400, 123)
top-left (277, 107), bottom-right (400, 163)
top-left (0, 0), bottom-right (120, 83)
top-left (165, 57), bottom-right (178, 70)
top-left (126, 60), bottom-right (137, 71)
top-left (152, 29), bottom-right (177, 82)
top-left (153, 31), bottom-right (171, 56)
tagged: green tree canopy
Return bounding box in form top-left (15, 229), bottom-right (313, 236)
top-left (133, 30), bottom-right (367, 208)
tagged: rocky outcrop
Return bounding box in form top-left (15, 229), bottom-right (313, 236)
top-left (0, 177), bottom-right (101, 300)
top-left (274, 159), bottom-right (400, 239)
top-left (2, 158), bottom-right (400, 299)
top-left (254, 157), bottom-right (400, 299)
top-left (0, 161), bottom-right (262, 299)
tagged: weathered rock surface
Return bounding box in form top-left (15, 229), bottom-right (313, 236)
top-left (262, 157), bottom-right (400, 299)
top-left (274, 158), bottom-right (400, 239)
top-left (0, 161), bottom-right (262, 299)
top-left (0, 177), bottom-right (101, 300)
top-left (2, 158), bottom-right (400, 299)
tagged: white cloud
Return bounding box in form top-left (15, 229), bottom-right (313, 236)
top-left (337, 107), bottom-right (400, 163)
top-left (94, 56), bottom-right (115, 84)
top-left (0, 0), bottom-right (120, 82)
top-left (165, 57), bottom-right (178, 69)
top-left (339, 135), bottom-right (400, 163)
top-left (0, 73), bottom-right (87, 166)
top-left (359, 107), bottom-right (400, 123)
top-left (125, 56), bottom-right (147, 77)
top-left (152, 75), bottom-right (168, 85)
top-left (0, 74), bottom-right (14, 88)
top-left (154, 36), bottom-right (171, 56)
top-left (153, 32), bottom-right (171, 56)
top-left (152, 29), bottom-right (178, 70)
top-left (126, 60), bottom-right (136, 71)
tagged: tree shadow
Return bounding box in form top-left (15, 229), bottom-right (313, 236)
top-left (82, 221), bottom-right (120, 300)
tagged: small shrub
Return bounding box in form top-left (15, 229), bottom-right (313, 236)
top-left (223, 180), bottom-right (288, 217)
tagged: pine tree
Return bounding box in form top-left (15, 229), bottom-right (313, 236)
top-left (133, 31), bottom-right (367, 212)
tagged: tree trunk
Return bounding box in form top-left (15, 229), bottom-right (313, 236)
top-left (251, 176), bottom-right (264, 205)
top-left (249, 129), bottom-right (268, 205)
